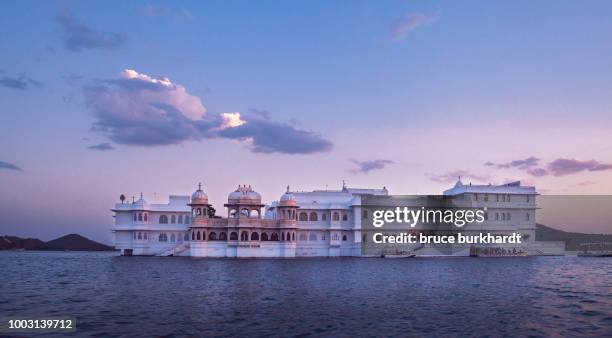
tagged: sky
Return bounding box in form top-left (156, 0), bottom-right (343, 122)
top-left (1, 0), bottom-right (612, 243)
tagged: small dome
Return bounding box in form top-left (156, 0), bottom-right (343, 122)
top-left (228, 185), bottom-right (262, 204)
top-left (191, 182), bottom-right (209, 204)
top-left (279, 185), bottom-right (296, 206)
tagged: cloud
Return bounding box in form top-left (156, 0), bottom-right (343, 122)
top-left (220, 112), bottom-right (246, 129)
top-left (84, 69), bottom-right (206, 146)
top-left (427, 170), bottom-right (489, 184)
top-left (215, 113), bottom-right (333, 154)
top-left (83, 69), bottom-right (333, 154)
top-left (349, 159), bottom-right (395, 174)
top-left (0, 160), bottom-right (22, 171)
top-left (88, 143), bottom-right (115, 151)
top-left (142, 4), bottom-right (192, 19)
top-left (390, 13), bottom-right (436, 40)
top-left (0, 72), bottom-right (42, 90)
top-left (485, 156), bottom-right (612, 177)
top-left (57, 10), bottom-right (126, 52)
top-left (547, 158), bottom-right (612, 176)
top-left (485, 156), bottom-right (540, 170)
top-left (526, 167), bottom-right (548, 177)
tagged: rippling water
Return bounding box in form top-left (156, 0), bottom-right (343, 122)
top-left (1, 252), bottom-right (611, 337)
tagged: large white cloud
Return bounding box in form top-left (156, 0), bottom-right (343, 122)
top-left (83, 69), bottom-right (332, 154)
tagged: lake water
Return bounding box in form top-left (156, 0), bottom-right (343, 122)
top-left (1, 252), bottom-right (611, 337)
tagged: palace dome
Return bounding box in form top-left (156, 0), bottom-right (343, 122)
top-left (191, 183), bottom-right (209, 204)
top-left (228, 185), bottom-right (262, 204)
top-left (279, 185), bottom-right (297, 206)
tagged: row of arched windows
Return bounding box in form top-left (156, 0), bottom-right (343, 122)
top-left (188, 230), bottom-right (349, 242)
top-left (159, 214), bottom-right (190, 224)
top-left (157, 232), bottom-right (190, 242)
top-left (297, 232), bottom-right (347, 241)
top-left (193, 207), bottom-right (207, 217)
top-left (297, 211), bottom-right (348, 222)
top-left (228, 208), bottom-right (260, 218)
top-left (280, 209), bottom-right (297, 220)
top-left (191, 230), bottom-right (294, 242)
top-left (133, 212), bottom-right (148, 222)
top-left (133, 232), bottom-right (148, 240)
top-left (134, 232), bottom-right (189, 243)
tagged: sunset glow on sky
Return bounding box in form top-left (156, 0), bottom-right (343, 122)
top-left (1, 0), bottom-right (612, 242)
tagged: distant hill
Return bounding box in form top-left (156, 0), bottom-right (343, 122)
top-left (1, 234), bottom-right (114, 251)
top-left (0, 236), bottom-right (45, 250)
top-left (536, 224), bottom-right (612, 251)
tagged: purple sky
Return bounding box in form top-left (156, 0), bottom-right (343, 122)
top-left (1, 1), bottom-right (612, 243)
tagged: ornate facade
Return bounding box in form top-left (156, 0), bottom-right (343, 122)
top-left (111, 180), bottom-right (565, 257)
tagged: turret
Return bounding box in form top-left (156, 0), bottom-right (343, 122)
top-left (189, 182), bottom-right (211, 219)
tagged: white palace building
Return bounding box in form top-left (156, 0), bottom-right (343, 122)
top-left (112, 181), bottom-right (565, 257)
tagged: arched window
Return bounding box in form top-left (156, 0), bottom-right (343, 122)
top-left (209, 232), bottom-right (217, 240)
top-left (240, 208), bottom-right (249, 218)
top-left (138, 213), bottom-right (143, 221)
top-left (299, 233), bottom-right (307, 241)
top-left (144, 232), bottom-right (147, 240)
top-left (251, 232), bottom-right (259, 241)
top-left (309, 212), bottom-right (318, 222)
top-left (241, 231), bottom-right (249, 241)
top-left (282, 210), bottom-right (286, 219)
top-left (230, 232), bottom-right (238, 240)
top-left (287, 232), bottom-right (291, 241)
top-left (219, 232), bottom-right (227, 240)
top-left (333, 212), bottom-right (340, 221)
top-left (281, 232), bottom-right (285, 241)
top-left (342, 213), bottom-right (348, 221)
top-left (342, 235), bottom-right (347, 241)
top-left (133, 213), bottom-right (137, 222)
top-left (299, 212), bottom-right (308, 221)
top-left (250, 209), bottom-right (259, 218)
top-left (133, 232), bottom-right (137, 239)
top-left (158, 233), bottom-right (168, 242)
top-left (185, 216), bottom-right (190, 224)
top-left (322, 214), bottom-right (327, 221)
top-left (196, 208), bottom-right (202, 216)
top-left (363, 234), bottom-right (367, 243)
top-left (292, 210), bottom-right (296, 219)
top-left (170, 234), bottom-right (176, 242)
top-left (192, 232), bottom-right (195, 240)
top-left (171, 215), bottom-right (176, 224)
top-left (138, 232), bottom-right (142, 240)
top-left (144, 213), bottom-right (148, 222)
top-left (197, 231), bottom-right (201, 240)
top-left (159, 215), bottom-right (168, 224)
top-left (363, 210), bottom-right (368, 219)
top-left (184, 233), bottom-right (189, 241)
top-left (271, 233), bottom-right (278, 241)
top-left (309, 233), bottom-right (317, 241)
top-left (230, 209), bottom-right (237, 218)
top-left (178, 215), bottom-right (183, 224)
top-left (292, 232), bottom-right (295, 241)
top-left (261, 233), bottom-right (269, 241)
